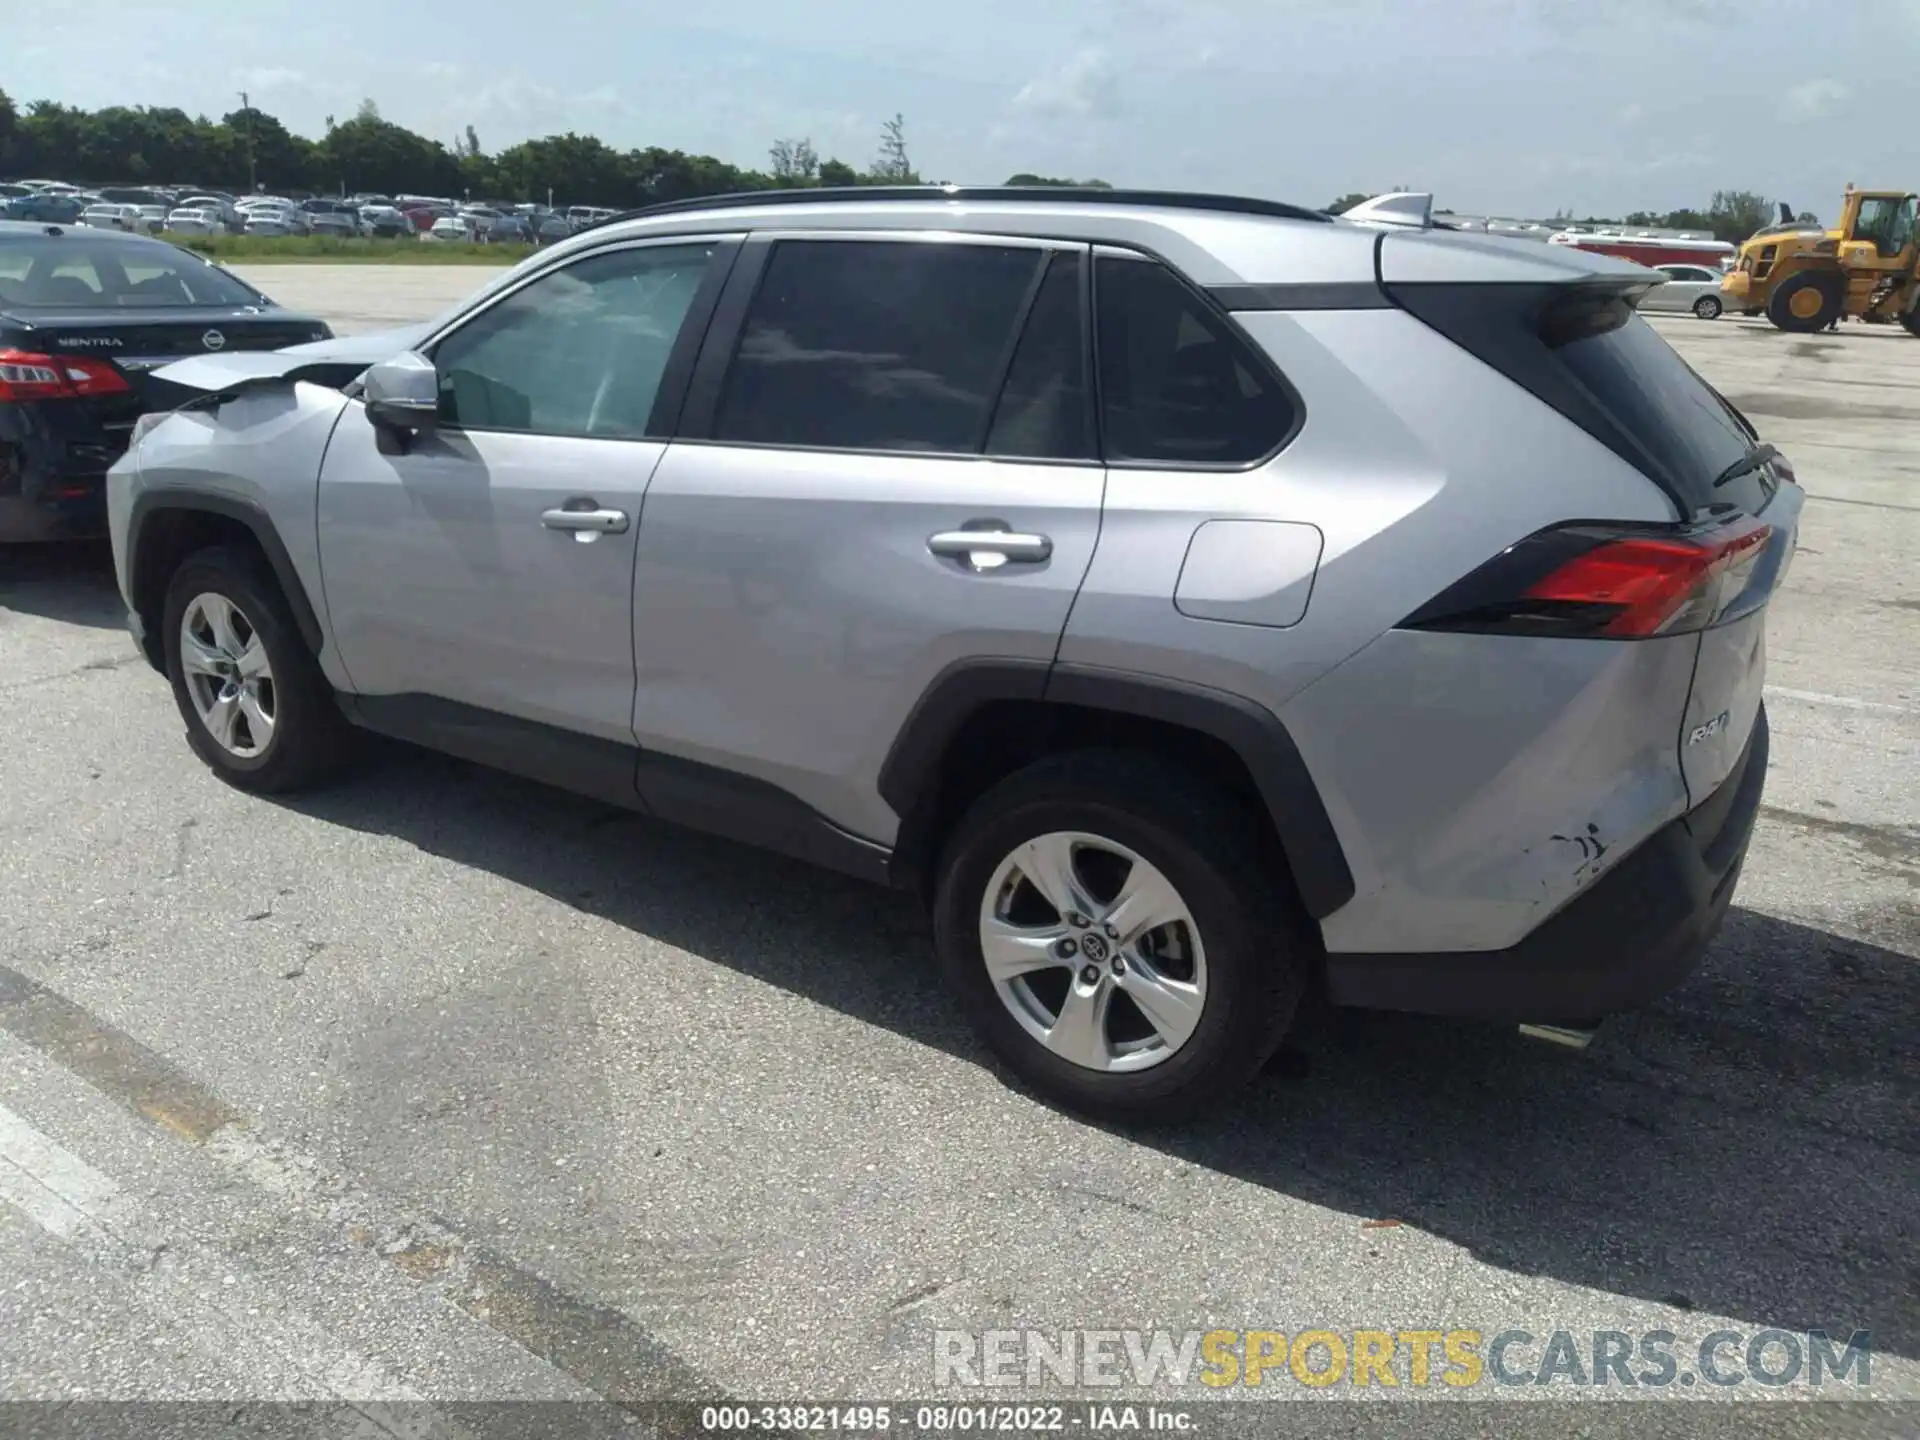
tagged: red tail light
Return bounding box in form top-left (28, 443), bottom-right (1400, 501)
top-left (1404, 518), bottom-right (1774, 639)
top-left (0, 348), bottom-right (133, 403)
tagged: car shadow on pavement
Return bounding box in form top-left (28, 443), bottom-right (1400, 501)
top-left (0, 541), bottom-right (124, 630)
top-left (280, 739), bottom-right (1920, 1362)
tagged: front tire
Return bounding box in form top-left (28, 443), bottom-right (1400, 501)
top-left (1766, 271), bottom-right (1845, 333)
top-left (1901, 310), bottom-right (1920, 338)
top-left (931, 751), bottom-right (1310, 1123)
top-left (1693, 295), bottom-right (1723, 320)
top-left (163, 545), bottom-right (350, 793)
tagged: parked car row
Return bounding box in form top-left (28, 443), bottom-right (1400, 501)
top-left (2, 179), bottom-right (606, 246)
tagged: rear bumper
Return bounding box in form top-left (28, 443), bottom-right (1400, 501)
top-left (1323, 706), bottom-right (1769, 1021)
top-left (0, 494), bottom-right (105, 542)
top-left (0, 406), bottom-right (125, 542)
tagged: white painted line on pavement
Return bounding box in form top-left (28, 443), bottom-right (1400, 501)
top-left (0, 1102), bottom-right (463, 1433)
top-left (1767, 685), bottom-right (1917, 715)
top-left (0, 1103), bottom-right (120, 1214)
top-left (0, 1152), bottom-right (93, 1240)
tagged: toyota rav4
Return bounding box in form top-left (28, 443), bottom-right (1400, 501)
top-left (106, 187), bottom-right (1795, 1122)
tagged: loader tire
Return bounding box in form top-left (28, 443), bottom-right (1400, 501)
top-left (1767, 271), bottom-right (1845, 333)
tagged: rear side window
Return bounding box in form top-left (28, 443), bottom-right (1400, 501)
top-left (1389, 282), bottom-right (1769, 514)
top-left (1094, 254), bottom-right (1295, 466)
top-left (714, 239), bottom-right (1044, 453)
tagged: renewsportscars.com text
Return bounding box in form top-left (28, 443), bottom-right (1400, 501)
top-left (934, 1327), bottom-right (1874, 1391)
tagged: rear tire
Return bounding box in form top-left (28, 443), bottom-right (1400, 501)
top-left (1900, 310), bottom-right (1920, 338)
top-left (1766, 271), bottom-right (1845, 333)
top-left (162, 545), bottom-right (351, 794)
top-left (1693, 295), bottom-right (1723, 320)
top-left (931, 750), bottom-right (1311, 1124)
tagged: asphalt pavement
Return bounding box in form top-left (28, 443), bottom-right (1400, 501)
top-left (0, 270), bottom-right (1914, 1434)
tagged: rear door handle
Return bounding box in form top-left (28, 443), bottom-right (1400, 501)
top-left (542, 504), bottom-right (630, 540)
top-left (927, 526), bottom-right (1053, 571)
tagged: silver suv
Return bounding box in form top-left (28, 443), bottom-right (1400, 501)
top-left (107, 187), bottom-right (1797, 1122)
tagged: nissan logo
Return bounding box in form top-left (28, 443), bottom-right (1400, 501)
top-left (202, 329), bottom-right (226, 351)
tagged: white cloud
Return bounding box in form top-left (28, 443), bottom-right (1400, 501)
top-left (234, 67), bottom-right (309, 93)
top-left (1009, 47), bottom-right (1121, 120)
top-left (233, 67), bottom-right (306, 91)
top-left (1616, 102), bottom-right (1644, 123)
top-left (1786, 77), bottom-right (1848, 117)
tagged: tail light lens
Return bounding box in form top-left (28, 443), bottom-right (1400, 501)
top-left (0, 348), bottom-right (133, 403)
top-left (1404, 518), bottom-right (1774, 639)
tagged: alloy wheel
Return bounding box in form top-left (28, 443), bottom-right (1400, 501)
top-left (179, 592), bottom-right (276, 758)
top-left (978, 831), bottom-right (1208, 1073)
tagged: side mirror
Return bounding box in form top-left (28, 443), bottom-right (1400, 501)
top-left (363, 351), bottom-right (440, 444)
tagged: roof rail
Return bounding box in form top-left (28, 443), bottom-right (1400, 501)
top-left (579, 184), bottom-right (1333, 233)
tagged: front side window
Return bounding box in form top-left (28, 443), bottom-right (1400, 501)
top-left (430, 242), bottom-right (719, 438)
top-left (1094, 254), bottom-right (1296, 466)
top-left (713, 239), bottom-right (1046, 453)
top-left (1890, 197), bottom-right (1917, 255)
top-left (1853, 197), bottom-right (1905, 257)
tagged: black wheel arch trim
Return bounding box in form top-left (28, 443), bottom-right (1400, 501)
top-left (878, 659), bottom-right (1357, 920)
top-left (127, 489), bottom-right (325, 657)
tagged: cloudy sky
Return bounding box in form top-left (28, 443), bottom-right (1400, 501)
top-left (10, 0), bottom-right (1917, 216)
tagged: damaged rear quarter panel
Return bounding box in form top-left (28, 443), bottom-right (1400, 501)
top-left (1283, 626), bottom-right (1700, 954)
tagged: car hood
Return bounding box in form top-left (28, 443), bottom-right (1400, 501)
top-left (281, 323), bottom-right (429, 360)
top-left (145, 323), bottom-right (429, 395)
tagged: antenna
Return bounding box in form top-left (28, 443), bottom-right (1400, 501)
top-left (1337, 192), bottom-right (1435, 230)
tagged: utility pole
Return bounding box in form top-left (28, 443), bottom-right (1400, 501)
top-left (237, 91), bottom-right (256, 192)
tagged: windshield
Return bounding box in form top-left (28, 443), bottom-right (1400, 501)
top-left (0, 238), bottom-right (270, 310)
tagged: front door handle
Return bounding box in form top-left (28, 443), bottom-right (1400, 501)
top-left (927, 525), bottom-right (1053, 571)
top-left (542, 504), bottom-right (630, 541)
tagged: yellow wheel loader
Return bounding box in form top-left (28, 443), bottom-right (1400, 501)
top-left (1721, 186), bottom-right (1920, 335)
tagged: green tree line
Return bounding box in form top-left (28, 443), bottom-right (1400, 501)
top-left (0, 89), bottom-right (1081, 206)
top-left (1550, 190), bottom-right (1819, 244)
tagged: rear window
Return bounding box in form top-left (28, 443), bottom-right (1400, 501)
top-left (1551, 302), bottom-right (1755, 498)
top-left (0, 237), bottom-right (267, 309)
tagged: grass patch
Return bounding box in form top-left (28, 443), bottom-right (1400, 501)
top-left (173, 235), bottom-right (532, 264)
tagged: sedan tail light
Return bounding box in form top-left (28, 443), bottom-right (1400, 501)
top-left (0, 348), bottom-right (134, 403)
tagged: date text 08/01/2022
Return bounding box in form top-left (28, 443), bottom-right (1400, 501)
top-left (699, 1403), bottom-right (1196, 1433)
